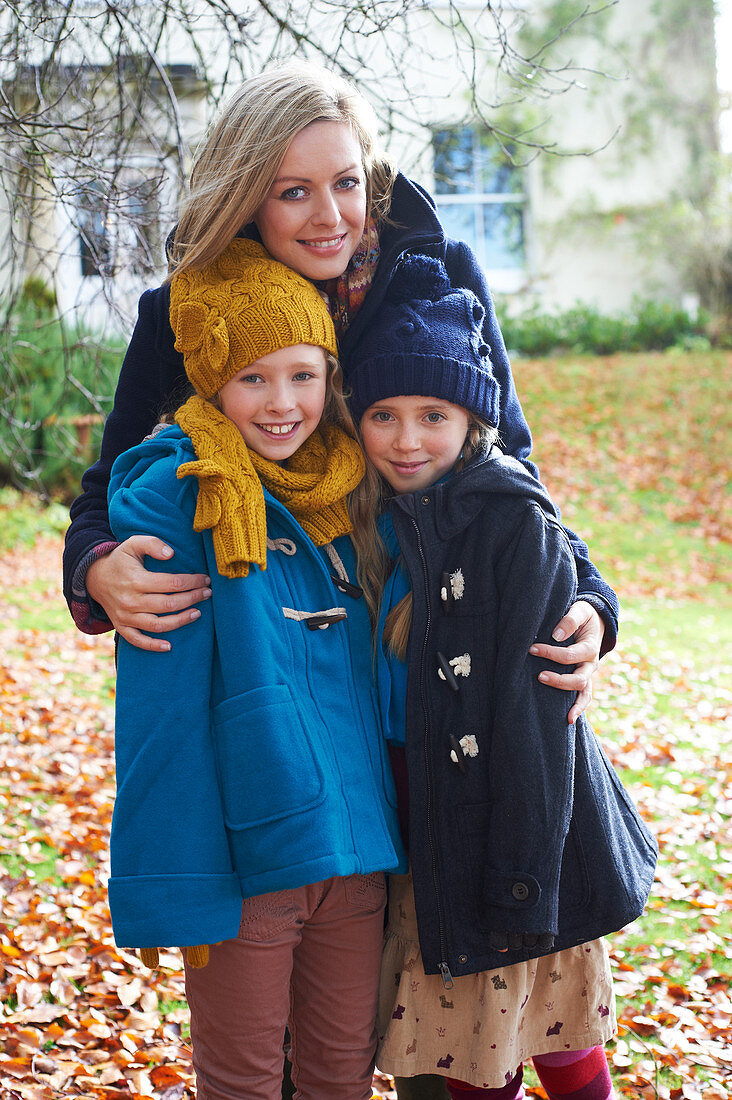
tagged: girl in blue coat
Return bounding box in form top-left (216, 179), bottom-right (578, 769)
top-left (345, 256), bottom-right (658, 1100)
top-left (107, 241), bottom-right (406, 1100)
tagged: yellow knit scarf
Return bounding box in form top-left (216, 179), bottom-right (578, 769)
top-left (174, 395), bottom-right (365, 577)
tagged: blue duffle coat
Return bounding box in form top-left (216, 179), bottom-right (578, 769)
top-left (106, 425), bottom-right (406, 950)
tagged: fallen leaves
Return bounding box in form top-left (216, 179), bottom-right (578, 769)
top-left (592, 614), bottom-right (732, 1099)
top-left (1, 513), bottom-right (730, 1098)
top-left (1, 541), bottom-right (195, 1099)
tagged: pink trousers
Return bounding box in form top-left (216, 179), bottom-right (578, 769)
top-left (184, 873), bottom-right (387, 1100)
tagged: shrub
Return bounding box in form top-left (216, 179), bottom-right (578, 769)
top-left (0, 287), bottom-right (124, 499)
top-left (0, 487), bottom-right (69, 551)
top-left (497, 298), bottom-right (710, 357)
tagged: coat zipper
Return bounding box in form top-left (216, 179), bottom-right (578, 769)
top-left (412, 515), bottom-right (454, 989)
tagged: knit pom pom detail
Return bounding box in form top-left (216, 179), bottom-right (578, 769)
top-left (387, 254), bottom-right (452, 304)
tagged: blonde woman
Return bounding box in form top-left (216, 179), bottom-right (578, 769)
top-left (64, 61), bottom-right (617, 717)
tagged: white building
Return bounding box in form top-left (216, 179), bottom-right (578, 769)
top-left (0, 0), bottom-right (722, 332)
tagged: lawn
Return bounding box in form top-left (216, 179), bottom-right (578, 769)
top-left (513, 349), bottom-right (729, 605)
top-left (513, 349), bottom-right (731, 1097)
top-left (0, 349), bottom-right (730, 1099)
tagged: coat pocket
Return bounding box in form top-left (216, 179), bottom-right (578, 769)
top-left (557, 817), bottom-right (591, 912)
top-left (213, 684), bottom-right (325, 829)
top-left (572, 719), bottom-right (658, 917)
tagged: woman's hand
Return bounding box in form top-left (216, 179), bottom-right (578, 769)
top-left (86, 537), bottom-right (212, 652)
top-left (529, 601), bottom-right (605, 723)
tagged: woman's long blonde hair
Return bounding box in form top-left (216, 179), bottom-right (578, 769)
top-left (349, 416), bottom-right (499, 658)
top-left (168, 61), bottom-right (396, 280)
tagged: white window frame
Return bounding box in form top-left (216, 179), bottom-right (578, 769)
top-left (432, 126), bottom-right (527, 292)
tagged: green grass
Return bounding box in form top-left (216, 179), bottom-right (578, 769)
top-left (566, 499), bottom-right (730, 605)
top-left (615, 598), bottom-right (731, 660)
top-left (588, 593), bottom-right (731, 1094)
top-left (513, 349), bottom-right (731, 606)
top-left (0, 487), bottom-right (69, 550)
top-left (0, 843), bottom-right (61, 884)
top-left (158, 998), bottom-right (191, 1039)
top-left (3, 577), bottom-right (72, 631)
top-left (0, 805), bottom-right (63, 885)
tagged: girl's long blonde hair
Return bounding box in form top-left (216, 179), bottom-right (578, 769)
top-left (349, 416), bottom-right (499, 658)
top-left (321, 352), bottom-right (357, 438)
top-left (168, 61), bottom-right (396, 280)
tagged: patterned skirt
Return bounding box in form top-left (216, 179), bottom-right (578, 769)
top-left (376, 873), bottom-right (617, 1089)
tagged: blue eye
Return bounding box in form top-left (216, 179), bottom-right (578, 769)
top-left (336, 176), bottom-right (360, 190)
top-left (241, 374), bottom-right (262, 384)
top-left (280, 186), bottom-right (307, 200)
top-left (293, 371), bottom-right (314, 382)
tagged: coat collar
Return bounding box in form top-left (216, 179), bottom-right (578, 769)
top-left (390, 447), bottom-right (560, 542)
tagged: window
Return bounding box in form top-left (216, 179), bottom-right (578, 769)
top-left (125, 176), bottom-right (162, 276)
top-left (432, 127), bottom-right (526, 282)
top-left (78, 182), bottom-right (111, 278)
top-left (77, 172), bottom-right (163, 279)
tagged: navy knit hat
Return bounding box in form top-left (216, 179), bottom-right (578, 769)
top-left (347, 254), bottom-right (500, 426)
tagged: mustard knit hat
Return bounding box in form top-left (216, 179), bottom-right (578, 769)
top-left (169, 239), bottom-right (338, 398)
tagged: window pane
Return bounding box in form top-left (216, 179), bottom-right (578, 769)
top-left (433, 128), bottom-right (475, 194)
top-left (126, 179), bottom-right (161, 275)
top-left (473, 133), bottom-right (522, 195)
top-left (435, 201), bottom-right (479, 248)
top-left (481, 203), bottom-right (524, 269)
top-left (79, 183), bottom-right (111, 278)
top-left (432, 125), bottom-right (525, 273)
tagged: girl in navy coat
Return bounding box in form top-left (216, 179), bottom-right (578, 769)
top-left (107, 242), bottom-right (406, 1100)
top-left (345, 256), bottom-right (657, 1100)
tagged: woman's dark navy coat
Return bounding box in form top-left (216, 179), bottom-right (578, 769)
top-left (63, 175), bottom-right (619, 646)
top-left (383, 449), bottom-right (657, 980)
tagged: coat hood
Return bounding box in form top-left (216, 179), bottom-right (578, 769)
top-left (338, 174), bottom-right (445, 367)
top-left (108, 424), bottom-right (195, 505)
top-left (390, 446), bottom-right (562, 542)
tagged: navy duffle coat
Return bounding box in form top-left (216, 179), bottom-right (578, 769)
top-left (382, 449), bottom-right (657, 982)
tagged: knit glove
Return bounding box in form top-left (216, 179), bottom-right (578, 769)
top-left (488, 932), bottom-right (555, 953)
top-left (138, 945), bottom-right (210, 968)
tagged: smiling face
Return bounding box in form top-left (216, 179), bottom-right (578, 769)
top-left (218, 344), bottom-right (328, 461)
top-left (254, 120), bottom-right (367, 281)
top-left (360, 395), bottom-right (470, 494)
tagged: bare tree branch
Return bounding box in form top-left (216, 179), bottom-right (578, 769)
top-left (0, 0), bottom-right (619, 493)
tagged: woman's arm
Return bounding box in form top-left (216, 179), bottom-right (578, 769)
top-left (63, 286), bottom-right (210, 646)
top-left (443, 238), bottom-right (619, 703)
